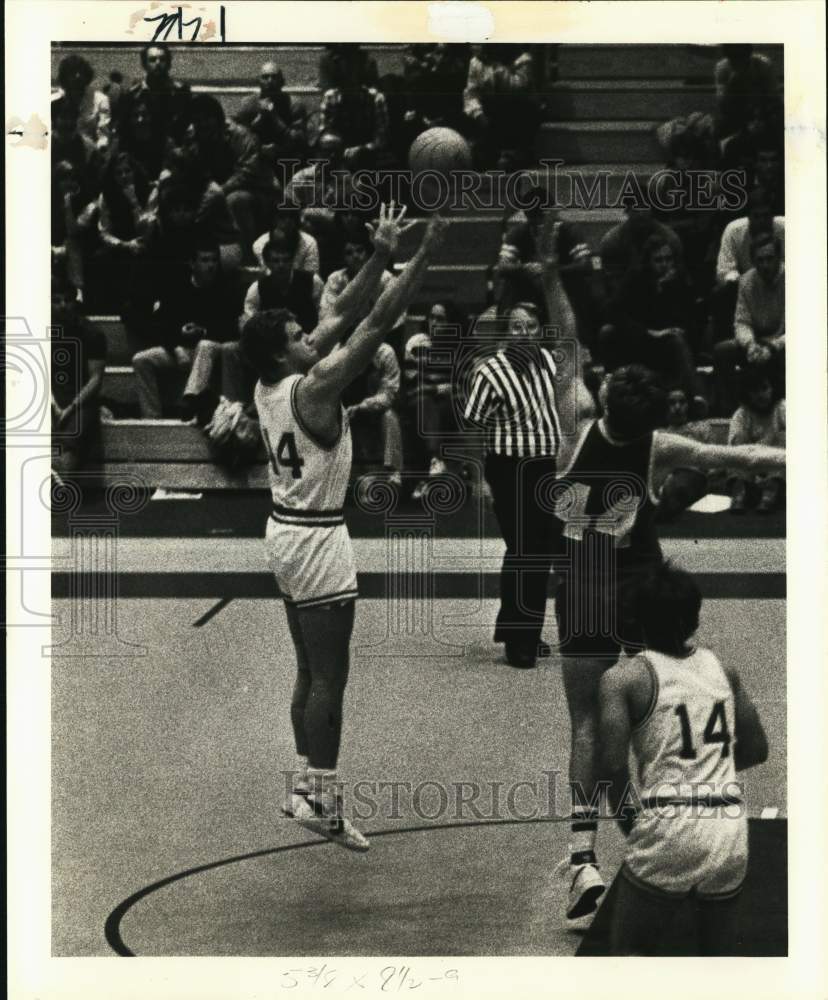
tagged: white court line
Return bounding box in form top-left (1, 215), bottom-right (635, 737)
top-left (760, 807), bottom-right (780, 819)
top-left (50, 536), bottom-right (786, 574)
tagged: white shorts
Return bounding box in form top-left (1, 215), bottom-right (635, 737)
top-left (265, 516), bottom-right (358, 609)
top-left (624, 803), bottom-right (748, 899)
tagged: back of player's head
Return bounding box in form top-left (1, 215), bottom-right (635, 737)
top-left (633, 562), bottom-right (702, 654)
top-left (604, 365), bottom-right (668, 440)
top-left (240, 308), bottom-right (294, 378)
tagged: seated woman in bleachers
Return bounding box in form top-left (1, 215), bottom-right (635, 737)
top-left (402, 300), bottom-right (468, 500)
top-left (88, 151), bottom-right (150, 313)
top-left (53, 53), bottom-right (111, 151)
top-left (599, 233), bottom-right (704, 412)
top-left (52, 159), bottom-right (99, 302)
top-left (727, 366), bottom-right (785, 514)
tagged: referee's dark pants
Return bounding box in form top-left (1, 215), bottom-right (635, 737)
top-left (484, 453), bottom-right (559, 653)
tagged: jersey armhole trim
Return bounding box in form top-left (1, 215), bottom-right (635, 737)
top-left (291, 376), bottom-right (342, 451)
top-left (631, 654), bottom-right (660, 733)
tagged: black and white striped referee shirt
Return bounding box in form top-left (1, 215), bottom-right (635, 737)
top-left (463, 346), bottom-right (562, 457)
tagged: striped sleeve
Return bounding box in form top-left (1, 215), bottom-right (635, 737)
top-left (464, 367), bottom-right (499, 425)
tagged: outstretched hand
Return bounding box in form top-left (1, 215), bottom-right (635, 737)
top-left (422, 212), bottom-right (449, 254)
top-left (538, 212), bottom-right (563, 269)
top-left (366, 201), bottom-right (417, 257)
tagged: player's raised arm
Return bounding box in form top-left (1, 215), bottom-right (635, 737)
top-left (652, 431), bottom-right (786, 494)
top-left (302, 213), bottom-right (449, 403)
top-left (723, 663), bottom-right (769, 771)
top-left (539, 213), bottom-right (594, 426)
top-left (309, 202), bottom-right (416, 358)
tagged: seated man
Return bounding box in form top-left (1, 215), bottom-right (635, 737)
top-left (222, 231), bottom-right (325, 404)
top-left (51, 277), bottom-right (106, 477)
top-left (713, 231), bottom-right (785, 414)
top-left (252, 202), bottom-right (320, 274)
top-left (343, 339), bottom-right (404, 489)
top-left (713, 188), bottom-right (784, 341)
top-left (185, 95), bottom-right (277, 261)
top-left (233, 60), bottom-right (307, 171)
top-left (318, 49), bottom-right (389, 169)
top-left (598, 196), bottom-right (683, 303)
top-left (131, 243), bottom-right (241, 417)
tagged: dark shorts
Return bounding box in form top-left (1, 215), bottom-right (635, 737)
top-left (554, 563), bottom-right (657, 660)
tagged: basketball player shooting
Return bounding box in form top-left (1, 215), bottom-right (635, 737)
top-left (241, 204), bottom-right (448, 852)
top-left (538, 215), bottom-right (785, 925)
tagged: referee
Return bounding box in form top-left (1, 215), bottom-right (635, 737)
top-left (464, 231), bottom-right (586, 669)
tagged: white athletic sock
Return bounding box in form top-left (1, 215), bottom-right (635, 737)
top-left (307, 767), bottom-right (340, 810)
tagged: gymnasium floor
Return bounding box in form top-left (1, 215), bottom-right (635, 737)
top-left (51, 492), bottom-right (787, 957)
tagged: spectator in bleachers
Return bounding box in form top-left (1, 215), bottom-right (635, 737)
top-left (713, 231), bottom-right (785, 415)
top-left (598, 196), bottom-right (683, 302)
top-left (124, 184), bottom-right (204, 349)
top-left (716, 189), bottom-right (784, 285)
top-left (651, 123), bottom-right (721, 297)
top-left (751, 134), bottom-right (785, 216)
top-left (115, 43), bottom-right (191, 177)
top-left (403, 300), bottom-right (467, 499)
top-left (132, 242), bottom-right (241, 418)
top-left (145, 145), bottom-right (243, 269)
top-left (53, 53), bottom-right (111, 151)
top-left (52, 158), bottom-right (99, 299)
top-left (52, 97), bottom-right (103, 192)
top-left (392, 44), bottom-right (471, 161)
top-left (497, 190), bottom-right (598, 350)
top-left (51, 276), bottom-right (107, 475)
top-left (463, 44), bottom-right (540, 170)
top-left (318, 48), bottom-right (389, 170)
top-left (241, 230), bottom-right (323, 331)
top-left (233, 60), bottom-right (308, 171)
top-left (656, 387), bottom-right (716, 520)
top-left (252, 201), bottom-right (320, 273)
top-left (714, 45), bottom-right (780, 144)
top-left (599, 234), bottom-right (702, 405)
top-left (184, 95), bottom-right (277, 262)
top-left (318, 43), bottom-right (380, 93)
top-left (727, 367), bottom-right (786, 513)
top-left (89, 151), bottom-right (150, 313)
top-left (319, 219), bottom-right (400, 330)
top-left (342, 338), bottom-right (404, 489)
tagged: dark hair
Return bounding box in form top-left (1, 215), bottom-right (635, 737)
top-left (140, 43), bottom-right (172, 69)
top-left (263, 229), bottom-right (296, 260)
top-left (51, 97), bottom-right (80, 126)
top-left (57, 54), bottom-right (94, 90)
top-left (240, 308), bottom-right (295, 378)
top-left (737, 364), bottom-right (776, 407)
top-left (191, 241), bottom-right (221, 261)
top-left (750, 231), bottom-right (781, 259)
top-left (159, 183), bottom-right (200, 220)
top-left (641, 233), bottom-right (674, 266)
top-left (605, 365), bottom-right (668, 440)
top-left (428, 300), bottom-right (468, 338)
top-left (631, 562), bottom-right (702, 655)
top-left (189, 94), bottom-right (226, 125)
top-left (164, 145), bottom-right (207, 187)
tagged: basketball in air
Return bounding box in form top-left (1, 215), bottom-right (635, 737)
top-left (408, 127), bottom-right (473, 175)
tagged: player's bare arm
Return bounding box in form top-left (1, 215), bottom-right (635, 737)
top-left (723, 662), bottom-right (769, 771)
top-left (651, 432), bottom-right (786, 497)
top-left (539, 212), bottom-right (595, 438)
top-left (296, 213), bottom-right (449, 439)
top-left (308, 202), bottom-right (416, 359)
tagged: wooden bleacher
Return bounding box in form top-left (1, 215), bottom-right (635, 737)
top-left (53, 41), bottom-right (780, 486)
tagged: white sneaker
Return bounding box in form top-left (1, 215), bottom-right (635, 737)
top-left (428, 457), bottom-right (447, 477)
top-left (295, 794), bottom-right (370, 852)
top-left (555, 858), bottom-right (606, 923)
top-left (411, 479), bottom-right (428, 501)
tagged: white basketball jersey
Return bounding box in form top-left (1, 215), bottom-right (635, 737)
top-left (631, 648), bottom-right (740, 801)
top-left (255, 374), bottom-right (352, 519)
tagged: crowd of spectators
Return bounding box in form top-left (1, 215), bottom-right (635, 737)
top-left (51, 42), bottom-right (785, 515)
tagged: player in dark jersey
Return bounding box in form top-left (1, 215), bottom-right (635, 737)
top-left (538, 219), bottom-right (785, 926)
